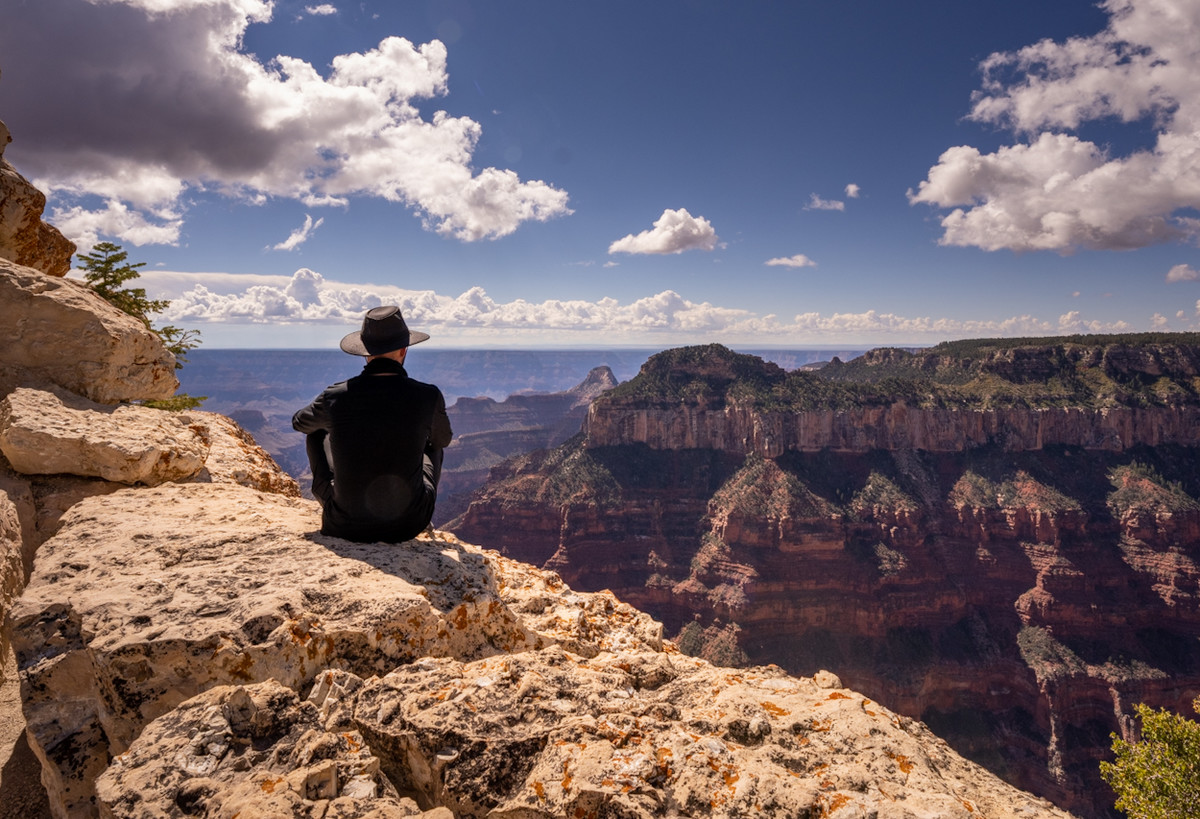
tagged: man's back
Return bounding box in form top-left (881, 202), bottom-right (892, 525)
top-left (293, 356), bottom-right (452, 542)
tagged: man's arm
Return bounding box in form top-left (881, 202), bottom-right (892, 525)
top-left (292, 389), bottom-right (333, 434)
top-left (306, 430), bottom-right (334, 505)
top-left (429, 389), bottom-right (452, 449)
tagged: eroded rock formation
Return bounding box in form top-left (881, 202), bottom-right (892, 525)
top-left (0, 120), bottom-right (74, 277)
top-left (450, 342), bottom-right (1200, 818)
top-left (438, 365), bottom-right (618, 521)
top-left (0, 132), bottom-right (297, 692)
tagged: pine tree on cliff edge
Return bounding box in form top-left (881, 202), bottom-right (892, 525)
top-left (78, 241), bottom-right (204, 409)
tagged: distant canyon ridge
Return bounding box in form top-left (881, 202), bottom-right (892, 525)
top-left (450, 337), bottom-right (1200, 819)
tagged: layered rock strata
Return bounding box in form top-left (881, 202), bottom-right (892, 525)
top-left (438, 365), bottom-right (618, 521)
top-left (586, 401), bottom-right (1200, 455)
top-left (451, 343), bottom-right (1200, 818)
top-left (12, 482), bottom-right (1072, 819)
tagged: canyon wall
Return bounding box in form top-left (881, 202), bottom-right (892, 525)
top-left (450, 342), bottom-right (1200, 818)
top-left (586, 402), bottom-right (1200, 455)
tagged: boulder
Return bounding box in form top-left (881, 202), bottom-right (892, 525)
top-left (10, 482), bottom-right (662, 817)
top-left (188, 410), bottom-right (300, 497)
top-left (0, 120), bottom-right (75, 277)
top-left (96, 679), bottom-right (440, 819)
top-left (0, 259), bottom-right (178, 404)
top-left (0, 387), bottom-right (209, 485)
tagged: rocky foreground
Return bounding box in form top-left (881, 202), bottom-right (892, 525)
top-left (12, 482), bottom-right (1071, 819)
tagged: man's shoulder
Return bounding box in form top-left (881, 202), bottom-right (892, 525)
top-left (406, 376), bottom-right (446, 401)
top-left (318, 379), bottom-right (352, 397)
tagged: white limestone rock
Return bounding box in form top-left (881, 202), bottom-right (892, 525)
top-left (0, 486), bottom-right (22, 683)
top-left (0, 387), bottom-right (209, 485)
top-left (10, 482), bottom-right (662, 817)
top-left (0, 259), bottom-right (178, 404)
top-left (186, 410), bottom-right (300, 497)
top-left (96, 679), bottom-right (426, 819)
top-left (352, 649), bottom-right (1075, 819)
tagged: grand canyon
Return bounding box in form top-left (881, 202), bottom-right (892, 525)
top-left (450, 340), bottom-right (1200, 818)
top-left (0, 118), bottom-right (1082, 818)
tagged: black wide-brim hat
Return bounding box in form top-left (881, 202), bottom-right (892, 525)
top-left (339, 305), bottom-right (430, 356)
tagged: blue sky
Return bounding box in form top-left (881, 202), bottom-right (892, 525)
top-left (2, 0), bottom-right (1200, 348)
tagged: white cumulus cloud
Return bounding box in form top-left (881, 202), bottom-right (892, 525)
top-left (0, 0), bottom-right (570, 247)
top-left (765, 254), bottom-right (817, 268)
top-left (845, 183), bottom-right (860, 198)
top-left (608, 208), bottom-right (719, 255)
top-left (139, 267), bottom-right (1152, 345)
top-left (1167, 263), bottom-right (1200, 282)
top-left (804, 194), bottom-right (845, 212)
top-left (272, 214), bottom-right (325, 251)
top-left (911, 0), bottom-right (1200, 253)
top-left (305, 4), bottom-right (337, 15)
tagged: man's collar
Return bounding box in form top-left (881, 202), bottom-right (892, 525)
top-left (362, 357), bottom-right (407, 376)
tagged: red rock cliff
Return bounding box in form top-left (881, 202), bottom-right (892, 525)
top-left (450, 340), bottom-right (1200, 819)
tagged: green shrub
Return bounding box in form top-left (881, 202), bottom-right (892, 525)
top-left (1100, 699), bottom-right (1200, 819)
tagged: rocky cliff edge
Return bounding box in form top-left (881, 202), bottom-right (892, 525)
top-left (12, 481), bottom-right (1072, 819)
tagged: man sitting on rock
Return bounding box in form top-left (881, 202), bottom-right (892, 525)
top-left (293, 306), bottom-right (452, 542)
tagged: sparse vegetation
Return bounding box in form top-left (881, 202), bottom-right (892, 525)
top-left (533, 438), bottom-right (621, 506)
top-left (1017, 626), bottom-right (1086, 681)
top-left (1108, 463), bottom-right (1200, 517)
top-left (950, 471), bottom-right (1000, 509)
top-left (708, 455), bottom-right (830, 520)
top-left (996, 471), bottom-right (1080, 513)
top-left (851, 472), bottom-right (920, 518)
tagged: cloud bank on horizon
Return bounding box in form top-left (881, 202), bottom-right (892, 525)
top-left (141, 267), bottom-right (1158, 347)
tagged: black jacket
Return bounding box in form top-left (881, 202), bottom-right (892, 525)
top-left (292, 357), bottom-right (452, 542)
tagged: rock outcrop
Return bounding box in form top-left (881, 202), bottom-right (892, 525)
top-left (0, 131), bottom-right (296, 694)
top-left (0, 259), bottom-right (179, 404)
top-left (12, 482), bottom-right (1072, 819)
top-left (451, 342), bottom-right (1200, 818)
top-left (0, 120), bottom-right (74, 277)
top-left (0, 387), bottom-right (211, 485)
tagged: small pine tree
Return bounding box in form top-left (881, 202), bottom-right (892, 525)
top-left (78, 242), bottom-right (169, 322)
top-left (77, 241), bottom-right (205, 408)
top-left (1100, 699), bottom-right (1200, 819)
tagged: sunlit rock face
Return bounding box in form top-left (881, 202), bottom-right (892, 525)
top-left (449, 341), bottom-right (1200, 818)
top-left (0, 124), bottom-right (296, 751)
top-left (0, 259), bottom-right (179, 404)
top-left (12, 482), bottom-right (1072, 819)
top-left (0, 120), bottom-right (75, 277)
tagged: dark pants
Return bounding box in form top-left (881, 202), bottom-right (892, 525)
top-left (306, 432), bottom-right (443, 541)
